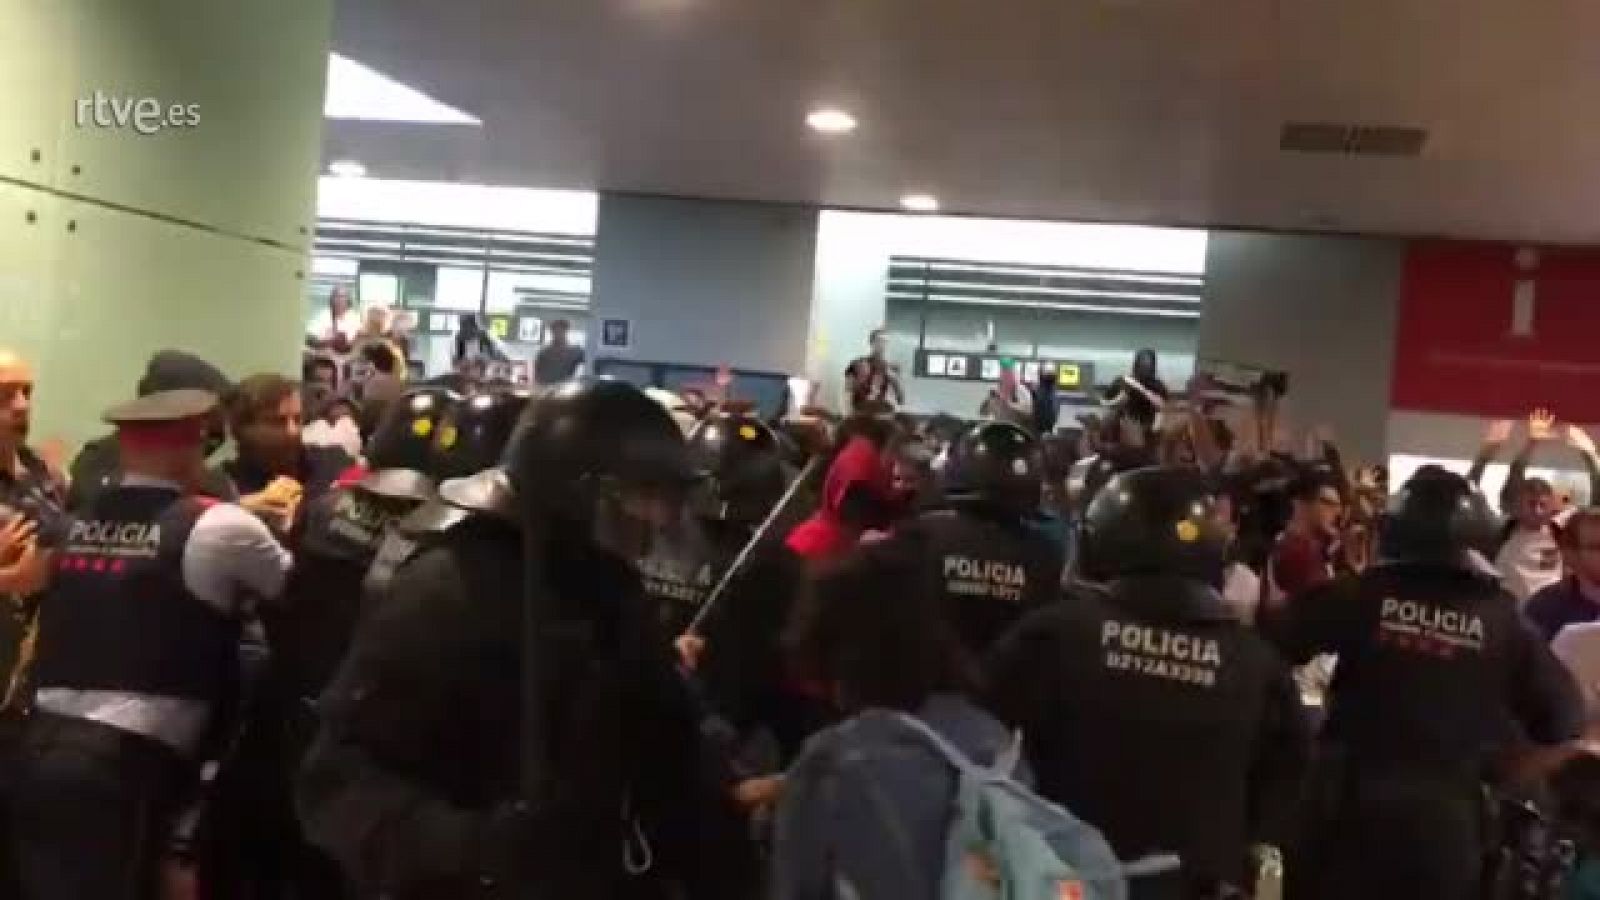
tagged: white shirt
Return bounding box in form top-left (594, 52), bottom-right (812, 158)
top-left (303, 416), bottom-right (364, 459)
top-left (1495, 525), bottom-right (1563, 604)
top-left (1551, 621), bottom-right (1600, 725)
top-left (306, 308), bottom-right (362, 345)
top-left (1220, 562), bottom-right (1262, 626)
top-left (37, 477), bottom-right (292, 752)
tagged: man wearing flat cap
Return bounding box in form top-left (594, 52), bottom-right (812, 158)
top-left (7, 389), bottom-right (293, 899)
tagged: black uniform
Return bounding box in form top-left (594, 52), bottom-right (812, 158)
top-left (987, 467), bottom-right (1309, 895)
top-left (902, 502), bottom-right (1063, 655)
top-left (1264, 468), bottom-right (1582, 900)
top-left (904, 423), bottom-right (1062, 656)
top-left (272, 387), bottom-right (459, 703)
top-left (298, 381), bottom-right (757, 900)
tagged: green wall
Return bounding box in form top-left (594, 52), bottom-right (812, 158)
top-left (0, 0), bottom-right (332, 447)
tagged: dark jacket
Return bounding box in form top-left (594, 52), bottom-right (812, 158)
top-left (986, 577), bottom-right (1308, 886)
top-left (296, 516), bottom-right (756, 900)
top-left (1526, 577), bottom-right (1600, 643)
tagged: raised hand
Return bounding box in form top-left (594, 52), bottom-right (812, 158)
top-left (1529, 408), bottom-right (1557, 442)
top-left (1568, 424), bottom-right (1598, 459)
top-left (1483, 419), bottom-right (1515, 446)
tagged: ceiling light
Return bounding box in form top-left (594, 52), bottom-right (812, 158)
top-left (900, 193), bottom-right (939, 213)
top-left (328, 159), bottom-right (367, 178)
top-left (806, 108), bottom-right (857, 134)
top-left (324, 53), bottom-right (482, 125)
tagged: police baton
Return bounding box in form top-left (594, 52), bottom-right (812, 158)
top-left (683, 453), bottom-right (824, 638)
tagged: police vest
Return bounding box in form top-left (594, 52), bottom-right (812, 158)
top-left (276, 485), bottom-right (421, 697)
top-left (914, 508), bottom-right (1063, 655)
top-left (32, 486), bottom-right (238, 703)
top-left (639, 517), bottom-right (724, 638)
top-left (1321, 569), bottom-right (1533, 765)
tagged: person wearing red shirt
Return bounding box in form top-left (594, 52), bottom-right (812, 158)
top-left (1267, 469), bottom-right (1345, 610)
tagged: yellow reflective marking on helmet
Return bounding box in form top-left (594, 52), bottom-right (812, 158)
top-left (438, 425), bottom-right (459, 449)
top-left (1174, 519), bottom-right (1200, 543)
top-left (412, 418), bottom-right (434, 438)
top-left (738, 425), bottom-right (758, 441)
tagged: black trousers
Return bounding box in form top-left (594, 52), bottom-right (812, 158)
top-left (1289, 759), bottom-right (1483, 900)
top-left (9, 713), bottom-right (192, 900)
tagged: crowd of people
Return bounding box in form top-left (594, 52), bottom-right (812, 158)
top-left (0, 330), bottom-right (1594, 900)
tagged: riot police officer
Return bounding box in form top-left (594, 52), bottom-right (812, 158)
top-left (1264, 467), bottom-right (1583, 900)
top-left (986, 467), bottom-right (1309, 898)
top-left (898, 421), bottom-right (1063, 657)
top-left (297, 381), bottom-right (756, 900)
top-left (356, 388), bottom-right (531, 606)
top-left (271, 386), bottom-right (459, 701)
top-left (643, 409), bottom-right (785, 640)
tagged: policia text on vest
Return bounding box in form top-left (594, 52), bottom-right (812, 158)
top-left (1101, 621), bottom-right (1224, 688)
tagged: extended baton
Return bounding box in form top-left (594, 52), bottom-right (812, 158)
top-left (684, 454), bottom-right (824, 637)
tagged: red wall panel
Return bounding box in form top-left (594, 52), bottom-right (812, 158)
top-left (1391, 241), bottom-right (1600, 421)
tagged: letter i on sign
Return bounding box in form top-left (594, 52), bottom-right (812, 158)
top-left (1511, 247), bottom-right (1539, 338)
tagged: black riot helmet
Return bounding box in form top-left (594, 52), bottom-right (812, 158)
top-left (1378, 466), bottom-right (1498, 571)
top-left (432, 388), bottom-right (531, 481)
top-left (364, 387), bottom-right (461, 476)
top-left (1079, 466), bottom-right (1230, 586)
top-left (1066, 445), bottom-right (1151, 516)
top-left (686, 411), bottom-right (785, 523)
top-left (508, 380), bottom-right (701, 559)
top-left (947, 421), bottom-right (1044, 515)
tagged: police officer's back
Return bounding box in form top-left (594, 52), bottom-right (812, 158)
top-left (12, 390), bottom-right (292, 899)
top-left (986, 467), bottom-right (1308, 895)
top-left (901, 421), bottom-right (1064, 656)
top-left (1264, 467), bottom-right (1583, 899)
top-left (298, 381), bottom-right (756, 900)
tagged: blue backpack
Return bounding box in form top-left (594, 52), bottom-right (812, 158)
top-left (889, 712), bottom-right (1171, 900)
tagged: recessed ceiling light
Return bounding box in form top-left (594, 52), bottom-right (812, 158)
top-left (328, 159), bottom-right (367, 178)
top-left (900, 193), bottom-right (939, 213)
top-left (806, 108), bottom-right (858, 134)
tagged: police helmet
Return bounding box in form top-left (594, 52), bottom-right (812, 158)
top-left (508, 380), bottom-right (700, 557)
top-left (686, 412), bottom-right (785, 523)
top-left (1066, 446), bottom-right (1150, 515)
top-left (947, 422), bottom-right (1044, 514)
top-left (364, 387), bottom-right (461, 476)
top-left (1377, 466), bottom-right (1498, 570)
top-left (1078, 466), bottom-right (1230, 585)
top-left (431, 388), bottom-right (531, 481)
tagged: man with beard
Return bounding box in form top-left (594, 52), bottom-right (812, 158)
top-left (224, 373), bottom-right (355, 526)
top-left (298, 381), bottom-right (755, 899)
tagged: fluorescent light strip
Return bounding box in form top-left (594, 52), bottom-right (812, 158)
top-left (895, 259), bottom-right (1204, 286)
top-left (887, 291), bottom-right (1200, 319)
top-left (888, 278), bottom-right (1202, 304)
top-left (317, 222), bottom-right (595, 250)
top-left (329, 252), bottom-right (596, 280)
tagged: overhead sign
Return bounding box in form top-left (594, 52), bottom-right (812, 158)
top-left (915, 349), bottom-right (1093, 394)
top-left (601, 317), bottom-right (633, 350)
